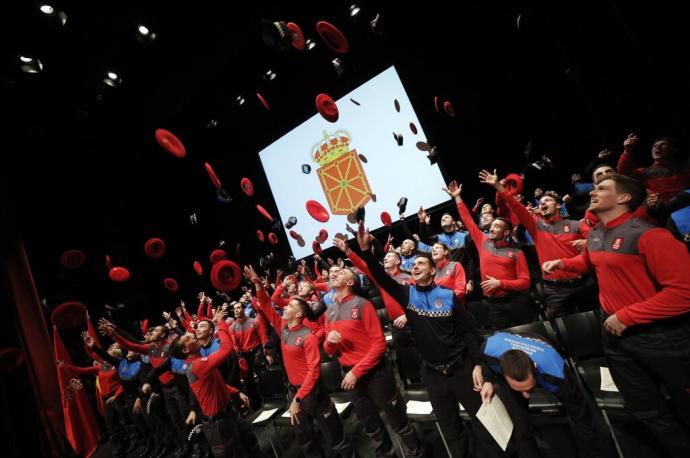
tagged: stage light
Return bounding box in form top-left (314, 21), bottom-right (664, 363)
top-left (102, 71), bottom-right (122, 87)
top-left (349, 4), bottom-right (361, 17)
top-left (39, 4), bottom-right (54, 15)
top-left (136, 24), bottom-right (156, 43)
top-left (262, 69), bottom-right (277, 81)
top-left (305, 38), bottom-right (316, 51)
top-left (18, 56), bottom-right (43, 73)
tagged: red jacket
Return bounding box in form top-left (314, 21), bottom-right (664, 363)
top-left (345, 250), bottom-right (406, 320)
top-left (324, 294), bottom-right (386, 378)
top-left (229, 316), bottom-right (268, 353)
top-left (269, 285), bottom-right (326, 342)
top-left (561, 212), bottom-right (690, 325)
top-left (457, 200), bottom-right (531, 296)
top-left (185, 321), bottom-right (239, 416)
top-left (618, 151), bottom-right (690, 202)
top-left (67, 363), bottom-right (123, 399)
top-left (434, 259), bottom-right (467, 300)
top-left (499, 189), bottom-right (586, 281)
top-left (255, 289), bottom-right (320, 401)
top-left (112, 335), bottom-right (175, 386)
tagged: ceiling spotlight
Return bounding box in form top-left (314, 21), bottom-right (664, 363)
top-left (102, 71), bottom-right (122, 87)
top-left (39, 5), bottom-right (55, 15)
top-left (262, 69), bottom-right (277, 81)
top-left (18, 56), bottom-right (43, 73)
top-left (332, 58), bottom-right (344, 76)
top-left (305, 38), bottom-right (316, 51)
top-left (349, 4), bottom-right (361, 17)
top-left (234, 95), bottom-right (245, 107)
top-left (136, 24), bottom-right (156, 43)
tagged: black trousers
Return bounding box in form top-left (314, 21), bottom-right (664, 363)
top-left (162, 382), bottom-right (189, 445)
top-left (123, 393), bottom-right (150, 438)
top-left (288, 384), bottom-right (355, 458)
top-left (602, 317), bottom-right (690, 457)
top-left (468, 293), bottom-right (536, 330)
top-left (542, 276), bottom-right (598, 318)
top-left (240, 346), bottom-right (264, 409)
top-left (347, 358), bottom-right (423, 457)
top-left (202, 404), bottom-right (267, 458)
top-left (103, 395), bottom-right (126, 457)
top-left (422, 356), bottom-right (541, 458)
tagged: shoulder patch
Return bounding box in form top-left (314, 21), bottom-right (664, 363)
top-left (351, 307), bottom-right (359, 319)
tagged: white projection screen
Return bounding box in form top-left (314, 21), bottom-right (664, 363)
top-left (259, 66), bottom-right (448, 259)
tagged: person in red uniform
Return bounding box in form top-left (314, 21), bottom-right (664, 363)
top-left (271, 277), bottom-right (326, 342)
top-left (543, 173), bottom-right (690, 458)
top-left (478, 168), bottom-right (599, 318)
top-left (448, 180), bottom-right (535, 328)
top-left (58, 334), bottom-right (127, 458)
top-left (345, 250), bottom-right (407, 328)
top-left (617, 133), bottom-right (690, 202)
top-left (244, 265), bottom-right (356, 458)
top-left (99, 319), bottom-right (177, 458)
top-left (169, 306), bottom-right (266, 458)
top-left (324, 265), bottom-right (424, 457)
top-left (430, 242), bottom-right (467, 300)
top-left (229, 301), bottom-right (269, 409)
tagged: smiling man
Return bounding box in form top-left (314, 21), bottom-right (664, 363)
top-left (447, 180), bottom-right (536, 329)
top-left (479, 169), bottom-right (598, 318)
top-left (350, 223), bottom-right (541, 458)
top-left (169, 307), bottom-right (266, 458)
top-left (543, 173), bottom-right (690, 457)
top-left (244, 265), bottom-right (355, 458)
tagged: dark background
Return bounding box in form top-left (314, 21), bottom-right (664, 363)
top-left (2, 0), bottom-right (688, 329)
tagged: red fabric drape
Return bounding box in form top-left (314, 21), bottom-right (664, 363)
top-left (54, 328), bottom-right (100, 458)
top-left (3, 239), bottom-right (66, 456)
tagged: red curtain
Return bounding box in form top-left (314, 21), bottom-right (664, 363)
top-left (54, 328), bottom-right (100, 457)
top-left (3, 239), bottom-right (66, 457)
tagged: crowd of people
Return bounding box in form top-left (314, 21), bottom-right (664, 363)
top-left (59, 134), bottom-right (690, 457)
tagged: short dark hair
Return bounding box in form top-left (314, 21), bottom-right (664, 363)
top-left (386, 251), bottom-right (402, 262)
top-left (441, 212), bottom-right (454, 220)
top-left (169, 335), bottom-right (187, 360)
top-left (198, 318), bottom-right (215, 331)
top-left (542, 191), bottom-right (562, 204)
top-left (432, 242), bottom-right (450, 252)
top-left (494, 217), bottom-right (513, 233)
top-left (499, 349), bottom-right (534, 382)
top-left (415, 252), bottom-right (434, 266)
top-left (595, 173), bottom-right (646, 211)
top-left (291, 297), bottom-right (317, 322)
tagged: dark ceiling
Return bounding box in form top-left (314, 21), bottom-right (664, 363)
top-left (2, 0), bottom-right (688, 325)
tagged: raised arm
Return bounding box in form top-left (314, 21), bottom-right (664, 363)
top-left (334, 227), bottom-right (408, 309)
top-left (446, 180), bottom-right (484, 245)
top-left (245, 266), bottom-right (284, 332)
top-left (480, 169), bottom-right (539, 236)
top-left (192, 308), bottom-right (233, 378)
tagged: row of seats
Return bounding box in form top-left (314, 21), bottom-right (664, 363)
top-left (244, 309), bottom-right (624, 457)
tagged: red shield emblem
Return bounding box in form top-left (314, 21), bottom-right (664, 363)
top-left (563, 225), bottom-right (570, 233)
top-left (612, 237), bottom-right (623, 250)
top-left (351, 307), bottom-right (359, 319)
top-left (294, 336), bottom-right (303, 346)
top-left (507, 251), bottom-right (514, 258)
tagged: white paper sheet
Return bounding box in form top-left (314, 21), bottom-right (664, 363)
top-left (476, 396), bottom-right (513, 451)
top-left (600, 367), bottom-right (619, 392)
top-left (252, 407), bottom-right (279, 423)
top-left (406, 400), bottom-right (433, 415)
top-left (335, 402), bottom-right (350, 414)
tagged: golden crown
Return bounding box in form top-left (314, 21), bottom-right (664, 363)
top-left (311, 130), bottom-right (351, 166)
